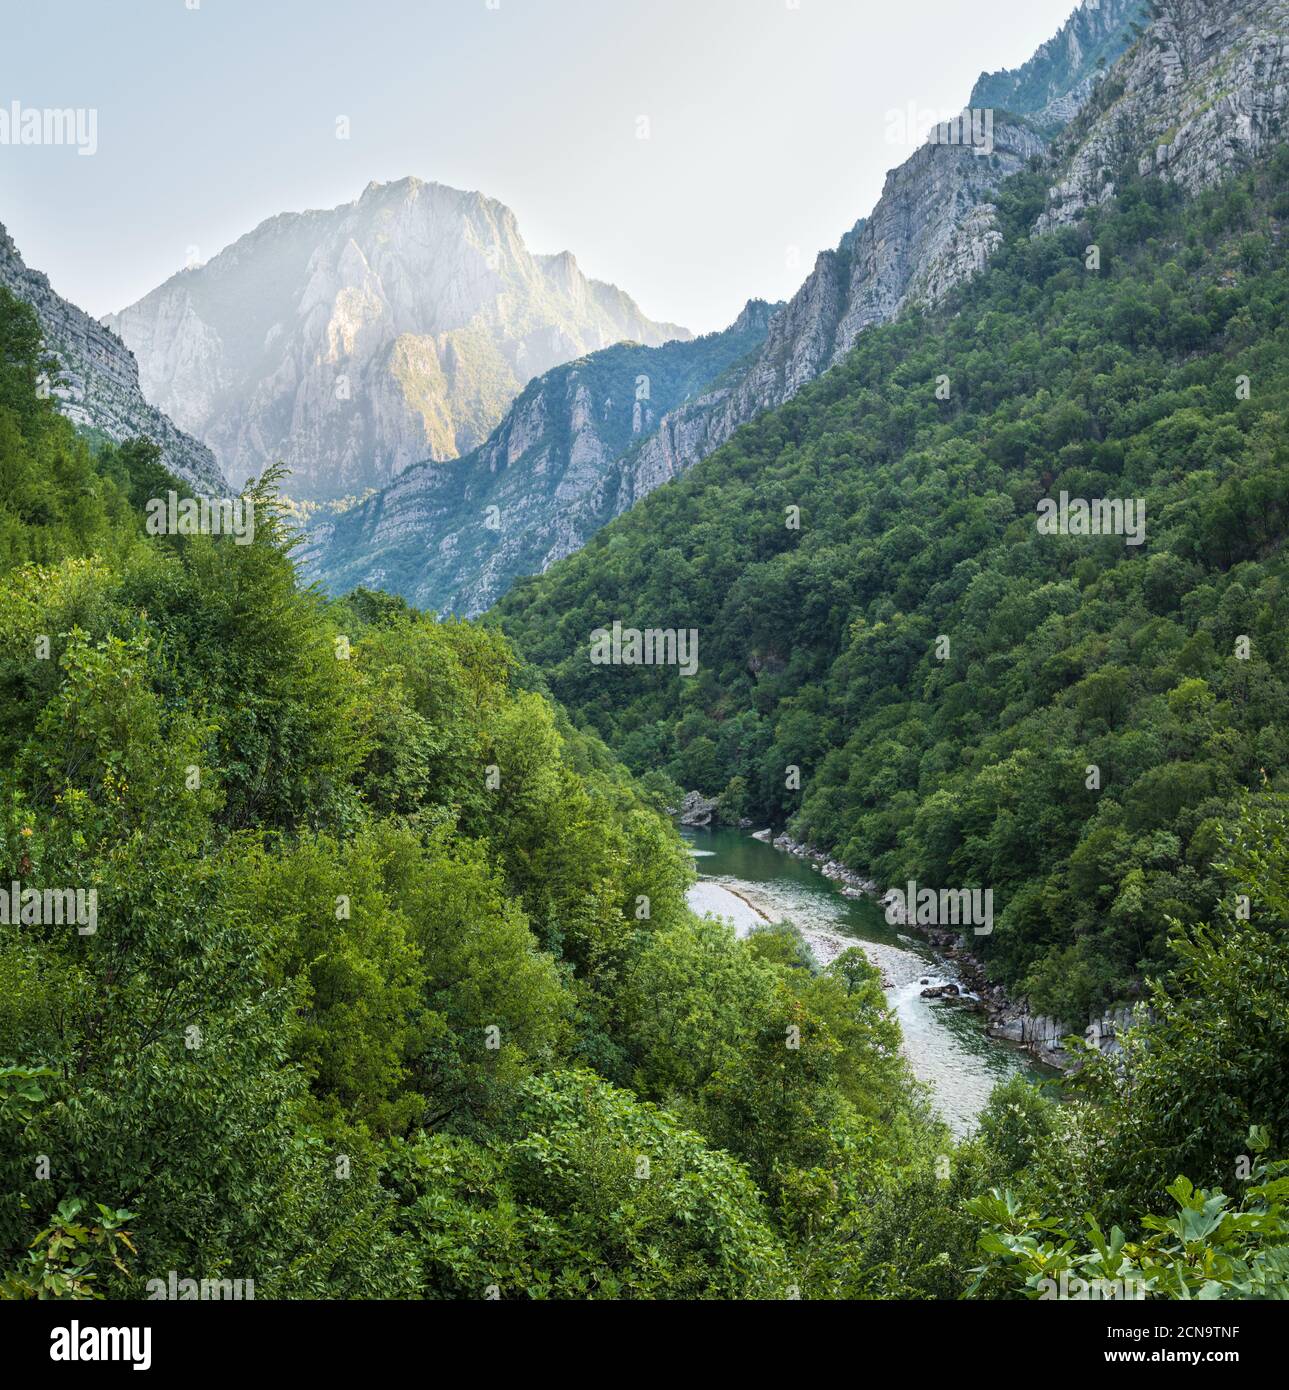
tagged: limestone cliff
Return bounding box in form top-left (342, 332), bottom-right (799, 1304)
top-left (305, 302), bottom-right (774, 614)
top-left (0, 222), bottom-right (225, 493)
top-left (106, 177), bottom-right (689, 499)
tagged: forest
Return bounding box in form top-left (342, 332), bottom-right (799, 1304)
top-left (497, 146), bottom-right (1289, 1029)
top-left (2, 131), bottom-right (1289, 1295)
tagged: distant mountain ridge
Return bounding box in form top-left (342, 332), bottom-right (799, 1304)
top-left (106, 177), bottom-right (689, 499)
top-left (308, 0), bottom-right (1147, 614)
top-left (0, 222), bottom-right (225, 493)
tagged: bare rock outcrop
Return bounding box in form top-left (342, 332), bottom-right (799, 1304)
top-left (106, 177), bottom-right (689, 500)
top-left (0, 222), bottom-right (225, 493)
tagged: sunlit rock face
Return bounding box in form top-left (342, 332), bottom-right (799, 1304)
top-left (314, 0), bottom-right (1289, 622)
top-left (1037, 0), bottom-right (1289, 234)
top-left (304, 300), bottom-right (776, 615)
top-left (105, 177), bottom-right (689, 499)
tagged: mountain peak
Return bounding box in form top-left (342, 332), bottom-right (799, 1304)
top-left (731, 298), bottom-right (780, 335)
top-left (106, 179), bottom-right (691, 499)
top-left (358, 174), bottom-right (440, 202)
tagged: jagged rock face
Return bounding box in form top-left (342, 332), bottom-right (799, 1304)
top-left (1038, 0), bottom-right (1289, 232)
top-left (830, 121), bottom-right (1052, 353)
top-left (970, 0), bottom-right (1151, 132)
top-left (578, 10), bottom-right (1154, 518)
top-left (304, 303), bottom-right (775, 614)
top-left (533, 0), bottom-right (1267, 537)
top-left (677, 791), bottom-right (720, 827)
top-left (105, 177), bottom-right (689, 499)
top-left (613, 119), bottom-right (1050, 507)
top-left (313, 0), bottom-right (1230, 618)
top-left (309, 2), bottom-right (1147, 614)
top-left (0, 222), bottom-right (225, 493)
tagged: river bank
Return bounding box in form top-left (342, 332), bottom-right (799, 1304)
top-left (758, 828), bottom-right (1139, 1070)
top-left (682, 826), bottom-right (1051, 1136)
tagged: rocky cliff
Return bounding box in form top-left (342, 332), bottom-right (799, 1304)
top-left (308, 0), bottom-right (1288, 620)
top-left (105, 177), bottom-right (689, 500)
top-left (1038, 0), bottom-right (1289, 232)
top-left (305, 301), bottom-right (775, 614)
top-left (604, 0), bottom-right (1287, 604)
top-left (537, 0), bottom-right (1280, 582)
top-left (970, 0), bottom-right (1151, 133)
top-left (309, 4), bottom-right (1150, 613)
top-left (0, 222), bottom-right (225, 493)
top-left (589, 5), bottom-right (1155, 517)
top-left (620, 116), bottom-right (1050, 503)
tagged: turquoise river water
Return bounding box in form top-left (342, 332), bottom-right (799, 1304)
top-left (682, 825), bottom-right (1048, 1137)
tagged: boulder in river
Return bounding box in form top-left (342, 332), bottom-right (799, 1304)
top-left (677, 790), bottom-right (720, 827)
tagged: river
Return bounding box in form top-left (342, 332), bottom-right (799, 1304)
top-left (682, 825), bottom-right (1047, 1137)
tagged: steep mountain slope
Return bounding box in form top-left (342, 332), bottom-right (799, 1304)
top-left (497, 0), bottom-right (1289, 1026)
top-left (608, 0), bottom-right (1145, 504)
top-left (105, 177), bottom-right (689, 499)
top-left (618, 117), bottom-right (1046, 496)
top-left (305, 300), bottom-right (775, 614)
top-left (970, 0), bottom-right (1151, 132)
top-left (1038, 0), bottom-right (1289, 231)
top-left (309, 0), bottom-right (1143, 612)
top-left (0, 222), bottom-right (224, 493)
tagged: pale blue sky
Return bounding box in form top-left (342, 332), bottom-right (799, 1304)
top-left (1, 0), bottom-right (1082, 333)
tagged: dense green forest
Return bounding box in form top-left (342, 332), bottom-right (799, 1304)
top-left (497, 146), bottom-right (1289, 1029)
top-left (0, 282), bottom-right (928, 1298)
top-left (2, 136), bottom-right (1289, 1297)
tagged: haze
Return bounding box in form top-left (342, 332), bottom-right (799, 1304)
top-left (0, 0), bottom-right (1081, 333)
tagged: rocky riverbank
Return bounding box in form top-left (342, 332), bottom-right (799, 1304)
top-left (752, 828), bottom-right (1140, 1071)
top-left (756, 830), bottom-right (880, 899)
top-left (673, 790), bottom-right (758, 829)
top-left (880, 890), bottom-right (1145, 1069)
top-left (675, 790), bottom-right (721, 827)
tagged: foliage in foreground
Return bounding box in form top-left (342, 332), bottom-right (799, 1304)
top-left (3, 128), bottom-right (1289, 1299)
top-left (0, 283), bottom-right (935, 1298)
top-left (969, 1128), bottom-right (1289, 1300)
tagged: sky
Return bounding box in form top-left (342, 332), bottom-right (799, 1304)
top-left (0, 0), bottom-right (1083, 335)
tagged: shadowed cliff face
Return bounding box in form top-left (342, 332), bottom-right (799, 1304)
top-left (305, 300), bottom-right (776, 615)
top-left (0, 222), bottom-right (225, 493)
top-left (104, 176), bottom-right (689, 500)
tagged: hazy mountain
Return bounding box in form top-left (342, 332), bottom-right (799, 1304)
top-left (0, 221), bottom-right (224, 493)
top-left (105, 177), bottom-right (689, 499)
top-left (308, 0), bottom-right (1145, 613)
top-left (970, 0), bottom-right (1150, 133)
